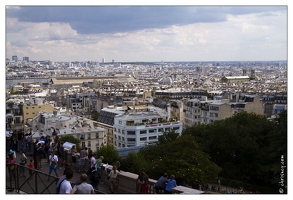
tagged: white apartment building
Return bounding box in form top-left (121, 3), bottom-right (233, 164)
top-left (113, 107), bottom-right (183, 148)
top-left (184, 95), bottom-right (264, 127)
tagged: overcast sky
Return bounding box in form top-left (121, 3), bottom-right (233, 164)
top-left (5, 4), bottom-right (288, 62)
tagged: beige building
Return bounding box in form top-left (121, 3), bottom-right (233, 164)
top-left (23, 104), bottom-right (55, 124)
top-left (184, 95), bottom-right (264, 127)
top-left (170, 100), bottom-right (186, 125)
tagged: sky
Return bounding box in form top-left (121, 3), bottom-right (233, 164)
top-left (4, 2), bottom-right (289, 63)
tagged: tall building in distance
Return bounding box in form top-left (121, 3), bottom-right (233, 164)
top-left (102, 58), bottom-right (106, 63)
top-left (12, 55), bottom-right (18, 61)
top-left (23, 57), bottom-right (29, 62)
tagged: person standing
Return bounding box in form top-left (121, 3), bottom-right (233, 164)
top-left (7, 152), bottom-right (16, 182)
top-left (78, 147), bottom-right (87, 172)
top-left (108, 166), bottom-right (120, 193)
top-left (35, 143), bottom-right (43, 170)
top-left (59, 141), bottom-right (66, 169)
top-left (71, 145), bottom-right (77, 172)
top-left (87, 153), bottom-right (96, 176)
top-left (89, 167), bottom-right (101, 192)
top-left (19, 150), bottom-right (27, 177)
top-left (28, 159), bottom-right (33, 179)
top-left (136, 168), bottom-right (145, 193)
top-left (154, 173), bottom-right (168, 194)
top-left (33, 143), bottom-right (38, 169)
top-left (164, 175), bottom-right (177, 194)
top-left (141, 171), bottom-right (149, 194)
top-left (57, 170), bottom-right (74, 194)
top-left (17, 131), bottom-right (24, 152)
top-left (48, 151), bottom-right (59, 180)
top-left (71, 173), bottom-right (95, 194)
top-left (96, 156), bottom-right (104, 181)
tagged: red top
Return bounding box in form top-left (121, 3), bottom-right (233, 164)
top-left (8, 158), bottom-right (15, 164)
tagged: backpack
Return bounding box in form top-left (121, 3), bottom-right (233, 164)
top-left (50, 157), bottom-right (58, 168)
top-left (56, 177), bottom-right (66, 194)
top-left (91, 171), bottom-right (100, 182)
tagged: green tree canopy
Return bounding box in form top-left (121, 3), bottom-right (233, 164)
top-left (182, 110), bottom-right (286, 189)
top-left (138, 133), bottom-right (221, 185)
top-left (95, 145), bottom-right (120, 166)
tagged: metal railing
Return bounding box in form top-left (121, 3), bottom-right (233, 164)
top-left (6, 163), bottom-right (59, 194)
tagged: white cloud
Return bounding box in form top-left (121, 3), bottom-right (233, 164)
top-left (5, 8), bottom-right (287, 62)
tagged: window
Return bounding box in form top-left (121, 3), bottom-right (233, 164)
top-left (149, 136), bottom-right (157, 140)
top-left (127, 131), bottom-right (136, 135)
top-left (127, 138), bottom-right (136, 141)
top-left (88, 133), bottom-right (91, 139)
top-left (149, 129), bottom-right (156, 133)
top-left (122, 130), bottom-right (125, 134)
top-left (140, 130), bottom-right (147, 134)
top-left (87, 141), bottom-right (91, 147)
top-left (96, 140), bottom-right (99, 146)
top-left (15, 117), bottom-right (21, 123)
top-left (158, 128), bottom-right (163, 132)
top-left (173, 127), bottom-right (179, 130)
top-left (210, 106), bottom-right (219, 111)
top-left (119, 120), bottom-right (122, 124)
top-left (140, 137), bottom-right (147, 141)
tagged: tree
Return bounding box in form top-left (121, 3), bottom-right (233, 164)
top-left (182, 111), bottom-right (282, 189)
top-left (120, 151), bottom-right (147, 174)
top-left (95, 145), bottom-right (120, 166)
top-left (138, 134), bottom-right (221, 185)
top-left (157, 129), bottom-right (180, 145)
top-left (91, 112), bottom-right (99, 121)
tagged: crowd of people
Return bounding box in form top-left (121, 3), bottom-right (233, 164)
top-left (7, 131), bottom-right (181, 194)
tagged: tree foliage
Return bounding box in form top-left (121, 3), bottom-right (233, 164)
top-left (95, 145), bottom-right (120, 166)
top-left (138, 133), bottom-right (221, 185)
top-left (182, 110), bottom-right (287, 189)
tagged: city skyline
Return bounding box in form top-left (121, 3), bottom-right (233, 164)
top-left (5, 3), bottom-right (288, 62)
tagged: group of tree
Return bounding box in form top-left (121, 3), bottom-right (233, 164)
top-left (182, 110), bottom-right (287, 190)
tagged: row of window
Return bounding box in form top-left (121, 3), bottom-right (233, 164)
top-left (114, 136), bottom-right (158, 142)
top-left (115, 127), bottom-right (180, 135)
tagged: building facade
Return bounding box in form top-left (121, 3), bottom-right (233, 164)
top-left (113, 107), bottom-right (183, 148)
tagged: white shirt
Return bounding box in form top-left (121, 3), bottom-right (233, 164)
top-left (59, 179), bottom-right (72, 194)
top-left (90, 156), bottom-right (96, 168)
top-left (49, 155), bottom-right (58, 165)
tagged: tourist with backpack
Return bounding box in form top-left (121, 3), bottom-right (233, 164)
top-left (56, 170), bottom-right (73, 194)
top-left (48, 151), bottom-right (59, 180)
top-left (89, 166), bottom-right (101, 192)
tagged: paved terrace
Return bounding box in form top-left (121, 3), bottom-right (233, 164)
top-left (6, 152), bottom-right (204, 194)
